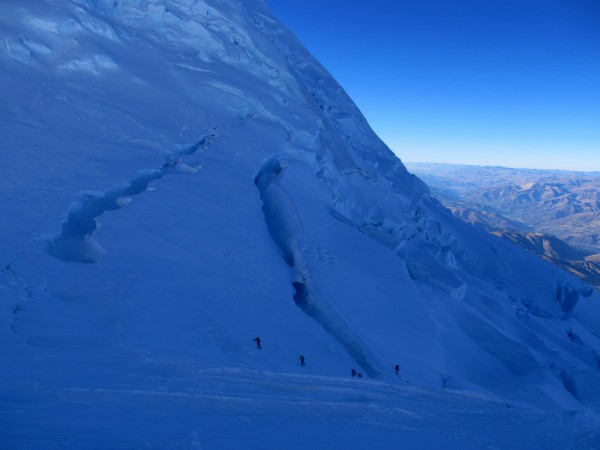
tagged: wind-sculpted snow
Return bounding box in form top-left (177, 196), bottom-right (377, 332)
top-left (255, 155), bottom-right (380, 377)
top-left (556, 278), bottom-right (593, 315)
top-left (3, 0), bottom-right (600, 446)
top-left (48, 134), bottom-right (214, 262)
top-left (254, 156), bottom-right (299, 265)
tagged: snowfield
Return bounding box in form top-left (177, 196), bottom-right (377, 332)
top-left (1, 0), bottom-right (600, 448)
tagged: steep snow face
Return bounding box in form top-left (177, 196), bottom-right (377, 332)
top-left (2, 0), bottom-right (600, 446)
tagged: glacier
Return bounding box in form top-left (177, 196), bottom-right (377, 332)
top-left (1, 0), bottom-right (600, 448)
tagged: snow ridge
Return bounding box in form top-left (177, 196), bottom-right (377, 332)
top-left (556, 278), bottom-right (593, 314)
top-left (48, 133), bottom-right (215, 263)
top-left (255, 155), bottom-right (379, 377)
top-left (3, 0), bottom-right (600, 445)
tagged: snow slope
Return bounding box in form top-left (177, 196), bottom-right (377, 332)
top-left (1, 0), bottom-right (600, 447)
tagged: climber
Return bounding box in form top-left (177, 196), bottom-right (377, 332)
top-left (299, 355), bottom-right (305, 366)
top-left (351, 368), bottom-right (357, 377)
top-left (395, 364), bottom-right (400, 375)
top-left (253, 336), bottom-right (262, 349)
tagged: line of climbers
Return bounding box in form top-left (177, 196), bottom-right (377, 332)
top-left (253, 337), bottom-right (400, 376)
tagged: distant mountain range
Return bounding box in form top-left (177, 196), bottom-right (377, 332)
top-left (406, 162), bottom-right (600, 288)
top-left (3, 1), bottom-right (600, 445)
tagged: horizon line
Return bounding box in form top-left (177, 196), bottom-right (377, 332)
top-left (403, 161), bottom-right (600, 174)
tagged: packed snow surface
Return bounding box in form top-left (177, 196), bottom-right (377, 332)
top-left (1, 0), bottom-right (600, 448)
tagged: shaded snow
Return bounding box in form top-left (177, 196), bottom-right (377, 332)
top-left (1, 0), bottom-right (600, 448)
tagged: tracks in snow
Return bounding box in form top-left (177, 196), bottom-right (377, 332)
top-left (255, 155), bottom-right (380, 377)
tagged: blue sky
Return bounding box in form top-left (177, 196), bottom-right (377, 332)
top-left (266, 0), bottom-right (600, 171)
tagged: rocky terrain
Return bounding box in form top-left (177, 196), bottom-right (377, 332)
top-left (407, 163), bottom-right (600, 288)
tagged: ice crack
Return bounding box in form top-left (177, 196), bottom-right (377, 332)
top-left (255, 155), bottom-right (380, 377)
top-left (47, 133), bottom-right (215, 263)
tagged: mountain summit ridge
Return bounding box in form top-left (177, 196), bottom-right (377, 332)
top-left (2, 0), bottom-right (600, 446)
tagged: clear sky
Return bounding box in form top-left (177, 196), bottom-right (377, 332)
top-left (266, 0), bottom-right (600, 171)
